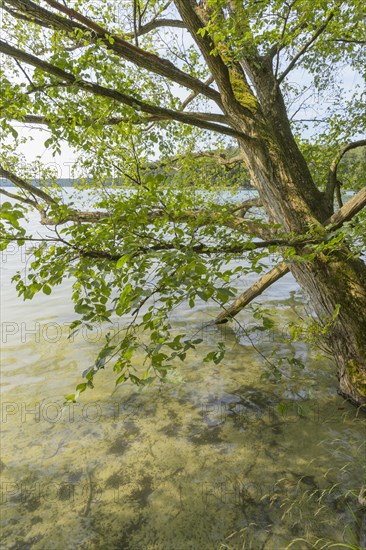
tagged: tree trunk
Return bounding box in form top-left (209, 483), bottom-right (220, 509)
top-left (289, 253), bottom-right (366, 406)
top-left (160, 1), bottom-right (366, 406)
top-left (229, 83), bottom-right (366, 406)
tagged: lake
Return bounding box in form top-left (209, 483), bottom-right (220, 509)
top-left (1, 188), bottom-right (365, 549)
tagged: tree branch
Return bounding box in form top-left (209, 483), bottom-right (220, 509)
top-left (180, 75), bottom-right (214, 110)
top-left (131, 18), bottom-right (186, 37)
top-left (148, 149), bottom-right (246, 171)
top-left (4, 0), bottom-right (221, 105)
top-left (329, 38), bottom-right (366, 45)
top-left (229, 197), bottom-right (262, 214)
top-left (0, 187), bottom-right (38, 207)
top-left (212, 185), bottom-right (366, 324)
top-left (0, 39), bottom-right (248, 140)
top-left (11, 112), bottom-right (227, 126)
top-left (278, 11), bottom-right (335, 84)
top-left (218, 153), bottom-right (245, 169)
top-left (0, 165), bottom-right (116, 224)
top-left (213, 262), bottom-right (290, 324)
top-left (326, 139), bottom-right (366, 211)
top-left (327, 185), bottom-right (366, 229)
top-left (173, 0), bottom-right (256, 122)
top-left (1, 165), bottom-right (262, 232)
top-left (0, 165), bottom-right (57, 205)
top-left (2, 3), bottom-right (52, 28)
top-left (273, 0), bottom-right (297, 77)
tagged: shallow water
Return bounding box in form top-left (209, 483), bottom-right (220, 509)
top-left (1, 190), bottom-right (365, 549)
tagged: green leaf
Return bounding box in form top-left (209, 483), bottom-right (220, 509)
top-left (116, 254), bottom-right (130, 269)
top-left (115, 373), bottom-right (127, 386)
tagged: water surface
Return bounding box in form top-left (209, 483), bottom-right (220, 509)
top-left (1, 190), bottom-right (365, 549)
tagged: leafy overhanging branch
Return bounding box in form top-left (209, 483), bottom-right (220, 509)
top-left (3, 234), bottom-right (344, 260)
top-left (5, 181), bottom-right (365, 261)
top-left (1, 164), bottom-right (260, 228)
top-left (4, 0), bottom-right (221, 105)
top-left (0, 39), bottom-right (248, 140)
top-left (149, 149), bottom-right (246, 171)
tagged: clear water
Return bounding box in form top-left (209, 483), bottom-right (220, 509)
top-left (1, 190), bottom-right (365, 549)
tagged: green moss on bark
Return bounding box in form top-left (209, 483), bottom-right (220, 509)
top-left (346, 360), bottom-right (366, 398)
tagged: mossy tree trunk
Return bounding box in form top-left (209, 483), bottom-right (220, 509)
top-left (227, 69), bottom-right (366, 406)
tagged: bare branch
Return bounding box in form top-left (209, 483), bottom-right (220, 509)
top-left (213, 263), bottom-right (290, 324)
top-left (218, 153), bottom-right (245, 169)
top-left (278, 11), bottom-right (335, 84)
top-left (327, 185), bottom-right (366, 229)
top-left (180, 75), bottom-right (215, 110)
top-left (273, 0), bottom-right (297, 77)
top-left (326, 139), bottom-right (366, 211)
top-left (131, 18), bottom-right (186, 37)
top-left (329, 38), bottom-right (366, 45)
top-left (229, 197), bottom-right (262, 214)
top-left (133, 0), bottom-right (139, 46)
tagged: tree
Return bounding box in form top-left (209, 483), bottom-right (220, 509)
top-left (0, 0), bottom-right (365, 405)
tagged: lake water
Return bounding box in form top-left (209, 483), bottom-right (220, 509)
top-left (1, 189), bottom-right (365, 549)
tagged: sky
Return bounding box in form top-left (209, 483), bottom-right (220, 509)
top-left (4, 18), bottom-right (363, 181)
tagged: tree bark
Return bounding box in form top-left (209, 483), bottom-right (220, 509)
top-left (213, 262), bottom-right (289, 324)
top-left (204, 36), bottom-right (365, 405)
top-left (233, 120), bottom-right (366, 407)
top-left (213, 187), bottom-right (366, 326)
